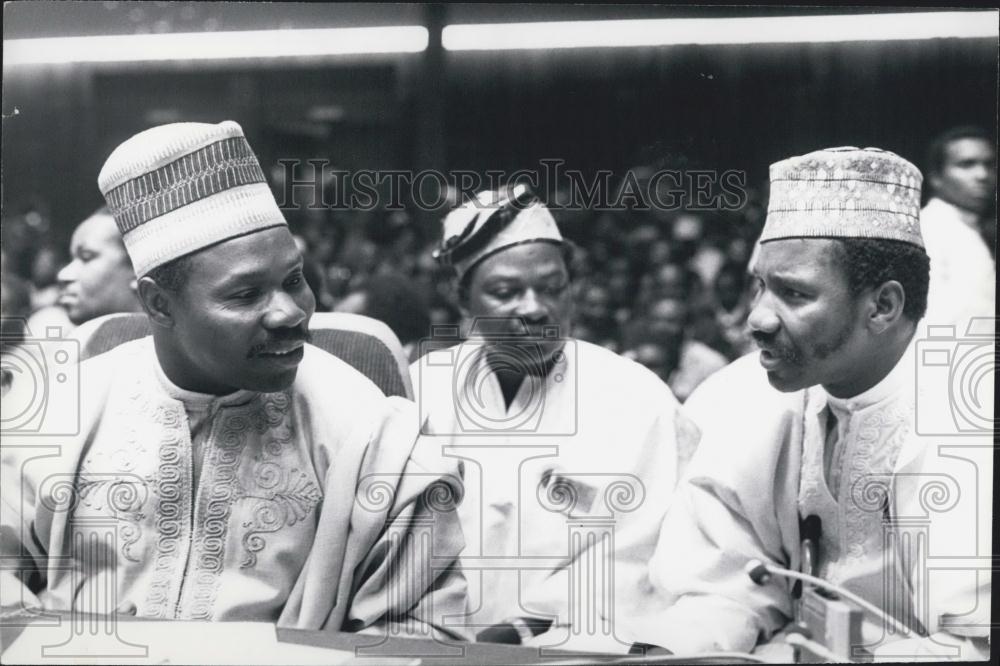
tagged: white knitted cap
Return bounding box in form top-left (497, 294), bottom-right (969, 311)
top-left (98, 120), bottom-right (287, 276)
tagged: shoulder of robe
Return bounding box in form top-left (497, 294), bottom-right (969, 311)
top-left (684, 351), bottom-right (799, 422)
top-left (574, 338), bottom-right (682, 410)
top-left (1, 339), bottom-right (144, 471)
top-left (293, 342), bottom-right (387, 404)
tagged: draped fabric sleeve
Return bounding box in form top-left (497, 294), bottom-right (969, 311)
top-left (643, 354), bottom-right (806, 654)
top-left (279, 396), bottom-right (467, 640)
top-left (344, 412), bottom-right (469, 642)
top-left (0, 443), bottom-right (47, 610)
top-left (1, 348), bottom-right (113, 613)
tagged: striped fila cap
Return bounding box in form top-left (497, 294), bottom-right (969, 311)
top-left (98, 120), bottom-right (287, 276)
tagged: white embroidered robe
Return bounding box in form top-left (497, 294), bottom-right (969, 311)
top-left (1, 338), bottom-right (467, 636)
top-left (411, 338), bottom-right (697, 647)
top-left (647, 344), bottom-right (992, 659)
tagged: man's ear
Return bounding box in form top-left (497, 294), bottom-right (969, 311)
top-left (868, 280), bottom-right (905, 334)
top-left (452, 281), bottom-right (470, 320)
top-left (928, 172), bottom-right (943, 196)
top-left (137, 276), bottom-right (175, 328)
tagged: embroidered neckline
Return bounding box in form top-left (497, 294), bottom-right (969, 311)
top-left (149, 339), bottom-right (256, 409)
top-left (69, 340), bottom-right (322, 622)
top-left (823, 342), bottom-right (915, 415)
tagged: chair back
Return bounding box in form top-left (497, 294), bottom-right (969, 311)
top-left (308, 312), bottom-right (413, 399)
top-left (74, 313), bottom-right (152, 360)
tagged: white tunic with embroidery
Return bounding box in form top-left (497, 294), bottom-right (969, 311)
top-left (412, 339), bottom-right (696, 644)
top-left (2, 337), bottom-right (467, 634)
top-left (648, 345), bottom-right (992, 658)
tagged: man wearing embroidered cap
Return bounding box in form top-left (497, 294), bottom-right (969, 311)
top-left (1, 121), bottom-right (467, 637)
top-left (647, 147), bottom-right (992, 659)
top-left (412, 184), bottom-right (698, 651)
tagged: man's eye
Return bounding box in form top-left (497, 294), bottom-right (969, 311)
top-left (784, 288), bottom-right (809, 300)
top-left (544, 284), bottom-right (567, 297)
top-left (285, 275), bottom-right (303, 288)
top-left (232, 289), bottom-right (261, 301)
top-left (78, 251), bottom-right (96, 262)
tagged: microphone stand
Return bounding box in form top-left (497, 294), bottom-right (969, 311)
top-left (745, 559), bottom-right (911, 637)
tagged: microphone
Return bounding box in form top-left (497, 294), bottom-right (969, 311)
top-left (746, 560), bottom-right (771, 586)
top-left (744, 559), bottom-right (911, 636)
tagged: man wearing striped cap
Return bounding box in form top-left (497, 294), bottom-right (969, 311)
top-left (412, 184), bottom-right (697, 652)
top-left (1, 121), bottom-right (467, 637)
top-left (648, 147), bottom-right (991, 659)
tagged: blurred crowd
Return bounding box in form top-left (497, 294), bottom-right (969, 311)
top-left (1, 178), bottom-right (764, 400)
top-left (4, 122), bottom-right (995, 404)
top-left (252, 177), bottom-right (768, 401)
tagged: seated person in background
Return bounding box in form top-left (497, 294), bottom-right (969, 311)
top-left (25, 207), bottom-right (144, 337)
top-left (620, 332), bottom-right (681, 388)
top-left (334, 272), bottom-right (432, 363)
top-left (920, 126), bottom-right (996, 329)
top-left (56, 207), bottom-right (144, 327)
top-left (1, 121), bottom-right (467, 637)
top-left (572, 282), bottom-right (620, 352)
top-left (623, 296), bottom-right (728, 402)
top-left (650, 262), bottom-right (699, 302)
top-left (412, 185), bottom-right (697, 651)
top-left (647, 147), bottom-right (991, 660)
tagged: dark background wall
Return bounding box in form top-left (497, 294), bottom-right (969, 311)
top-left (3, 3), bottom-right (996, 248)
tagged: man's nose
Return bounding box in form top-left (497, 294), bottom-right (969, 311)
top-left (513, 288), bottom-right (548, 321)
top-left (56, 260), bottom-right (78, 286)
top-left (972, 163), bottom-right (994, 182)
top-left (747, 291), bottom-right (780, 335)
top-left (262, 291), bottom-right (309, 330)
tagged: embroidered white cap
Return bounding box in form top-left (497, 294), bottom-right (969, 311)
top-left (761, 146), bottom-right (924, 248)
top-left (98, 120), bottom-right (287, 277)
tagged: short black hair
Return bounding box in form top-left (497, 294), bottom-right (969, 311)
top-left (831, 238), bottom-right (929, 322)
top-left (924, 126), bottom-right (994, 178)
top-left (145, 254), bottom-right (193, 294)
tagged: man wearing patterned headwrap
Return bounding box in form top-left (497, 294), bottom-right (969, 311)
top-left (0, 121), bottom-right (467, 637)
top-left (646, 148), bottom-right (992, 660)
top-left (411, 184), bottom-right (698, 652)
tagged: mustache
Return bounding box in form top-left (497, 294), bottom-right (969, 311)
top-left (751, 330), bottom-right (802, 364)
top-left (247, 327), bottom-right (312, 358)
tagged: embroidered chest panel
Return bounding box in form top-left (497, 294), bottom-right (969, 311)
top-left (69, 382), bottom-right (322, 620)
top-left (798, 396), bottom-right (913, 581)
